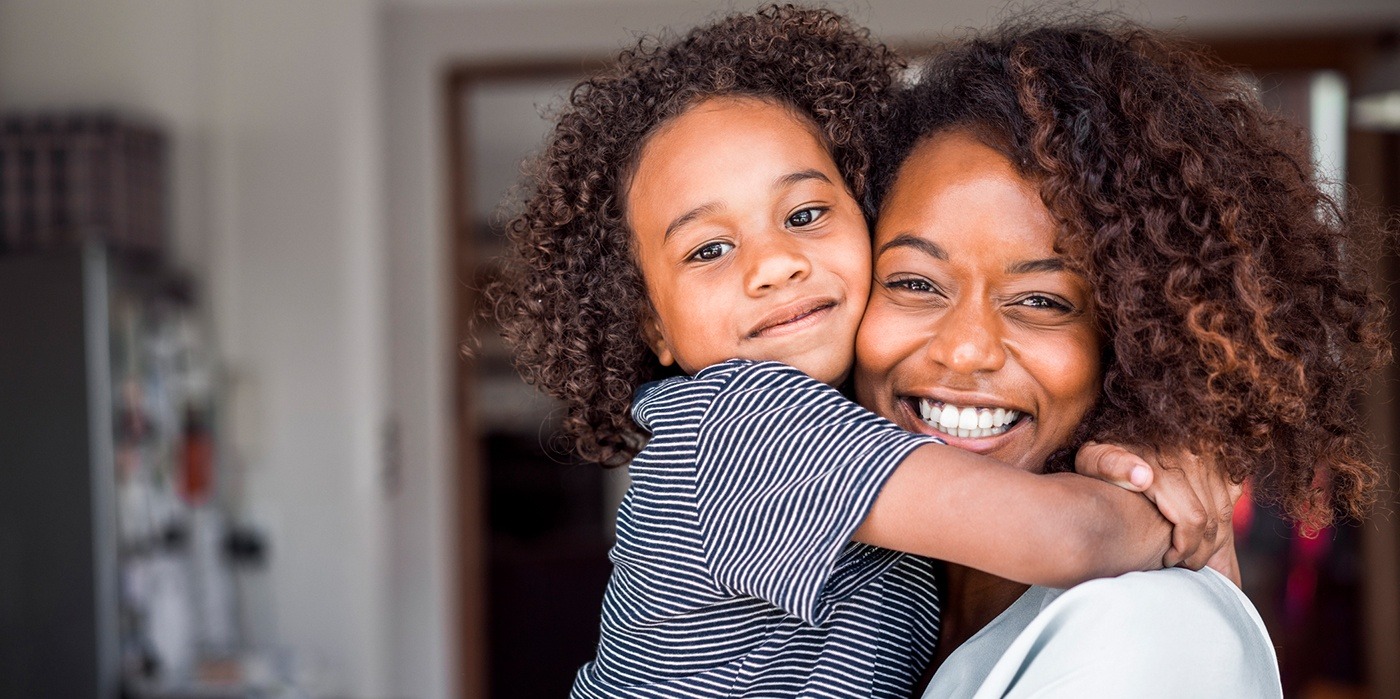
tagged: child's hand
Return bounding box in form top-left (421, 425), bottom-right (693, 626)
top-left (1074, 442), bottom-right (1242, 579)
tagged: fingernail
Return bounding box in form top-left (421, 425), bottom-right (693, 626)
top-left (1130, 465), bottom-right (1151, 488)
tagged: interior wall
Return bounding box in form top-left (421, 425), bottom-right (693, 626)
top-left (0, 1), bottom-right (390, 696)
top-left (0, 0), bottom-right (214, 276)
top-left (206, 2), bottom-right (388, 696)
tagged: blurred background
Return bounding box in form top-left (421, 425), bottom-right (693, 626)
top-left (1, 1), bottom-right (1398, 698)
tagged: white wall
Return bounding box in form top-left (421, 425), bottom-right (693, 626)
top-left (0, 1), bottom-right (390, 696)
top-left (206, 2), bottom-right (388, 695)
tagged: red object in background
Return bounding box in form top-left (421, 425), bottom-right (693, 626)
top-left (1232, 478), bottom-right (1255, 538)
top-left (179, 407), bottom-right (214, 505)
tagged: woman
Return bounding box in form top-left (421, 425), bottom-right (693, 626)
top-left (853, 19), bottom-right (1390, 697)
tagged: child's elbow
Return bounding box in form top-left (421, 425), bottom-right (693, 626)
top-left (1045, 533), bottom-right (1107, 588)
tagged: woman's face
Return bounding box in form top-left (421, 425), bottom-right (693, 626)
top-left (855, 131), bottom-right (1102, 473)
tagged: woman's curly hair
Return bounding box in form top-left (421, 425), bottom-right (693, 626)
top-left (872, 18), bottom-right (1391, 528)
top-left (486, 5), bottom-right (902, 465)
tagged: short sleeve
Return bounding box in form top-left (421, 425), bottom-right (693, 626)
top-left (690, 361), bottom-right (936, 625)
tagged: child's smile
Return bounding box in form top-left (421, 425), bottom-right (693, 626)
top-left (747, 298), bottom-right (838, 339)
top-left (626, 96), bottom-right (872, 385)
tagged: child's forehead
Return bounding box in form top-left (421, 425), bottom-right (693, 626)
top-left (629, 98), bottom-right (844, 207)
top-left (652, 94), bottom-right (828, 149)
top-left (629, 95), bottom-right (840, 194)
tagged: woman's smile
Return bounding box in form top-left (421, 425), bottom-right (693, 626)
top-left (909, 397), bottom-right (1025, 440)
top-left (890, 392), bottom-right (1032, 455)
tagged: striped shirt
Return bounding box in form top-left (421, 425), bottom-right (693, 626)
top-left (572, 360), bottom-right (943, 698)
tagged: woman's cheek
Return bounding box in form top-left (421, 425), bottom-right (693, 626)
top-left (856, 298), bottom-right (929, 403)
top-left (1023, 327), bottom-right (1102, 437)
top-left (854, 297), bottom-right (901, 402)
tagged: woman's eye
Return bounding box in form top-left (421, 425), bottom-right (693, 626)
top-left (689, 241), bottom-right (734, 261)
top-left (1017, 294), bottom-right (1071, 311)
top-left (885, 277), bottom-right (936, 293)
top-left (786, 207), bottom-right (826, 228)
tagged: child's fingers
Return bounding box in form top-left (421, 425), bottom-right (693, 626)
top-left (1178, 451), bottom-right (1237, 570)
top-left (1149, 464), bottom-right (1213, 569)
top-left (1074, 441), bottom-right (1153, 492)
top-left (1227, 479), bottom-right (1245, 506)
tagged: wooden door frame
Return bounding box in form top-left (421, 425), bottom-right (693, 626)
top-left (443, 56), bottom-right (607, 698)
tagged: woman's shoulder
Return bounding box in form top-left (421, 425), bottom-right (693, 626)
top-left (1052, 567), bottom-right (1251, 617)
top-left (1011, 568), bottom-right (1281, 695)
top-left (1040, 568), bottom-right (1267, 644)
top-left (924, 569), bottom-right (1283, 698)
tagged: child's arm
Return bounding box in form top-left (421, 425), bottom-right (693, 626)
top-left (852, 443), bottom-right (1173, 589)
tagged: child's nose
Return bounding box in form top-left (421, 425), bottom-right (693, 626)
top-left (743, 235), bottom-right (811, 295)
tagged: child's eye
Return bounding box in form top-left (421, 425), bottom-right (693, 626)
top-left (786, 207), bottom-right (826, 228)
top-left (689, 241), bottom-right (734, 262)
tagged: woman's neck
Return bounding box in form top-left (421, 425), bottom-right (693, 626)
top-left (932, 563), bottom-right (1030, 666)
top-left (911, 562), bottom-right (1029, 697)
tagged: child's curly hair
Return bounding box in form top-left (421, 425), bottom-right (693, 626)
top-left (872, 18), bottom-right (1392, 528)
top-left (486, 5), bottom-right (902, 465)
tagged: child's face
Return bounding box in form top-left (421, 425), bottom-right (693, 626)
top-left (627, 96), bottom-right (872, 385)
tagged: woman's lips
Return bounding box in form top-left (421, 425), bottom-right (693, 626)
top-left (748, 299), bottom-right (837, 338)
top-left (917, 398), bottom-right (1022, 438)
top-left (897, 396), bottom-right (1030, 453)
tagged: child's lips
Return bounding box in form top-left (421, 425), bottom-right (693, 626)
top-left (748, 298), bottom-right (838, 338)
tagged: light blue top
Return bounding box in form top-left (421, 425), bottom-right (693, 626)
top-left (923, 567), bottom-right (1282, 698)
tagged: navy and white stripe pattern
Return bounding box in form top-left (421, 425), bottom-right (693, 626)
top-left (572, 360), bottom-right (943, 698)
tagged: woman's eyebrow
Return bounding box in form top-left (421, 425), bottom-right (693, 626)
top-left (876, 234), bottom-right (946, 260)
top-left (1007, 258), bottom-right (1065, 274)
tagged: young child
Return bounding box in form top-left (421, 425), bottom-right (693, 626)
top-left (488, 6), bottom-right (1225, 698)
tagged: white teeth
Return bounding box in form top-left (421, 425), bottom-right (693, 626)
top-left (958, 407), bottom-right (978, 430)
top-left (939, 404), bottom-right (959, 430)
top-left (916, 399), bottom-right (1023, 439)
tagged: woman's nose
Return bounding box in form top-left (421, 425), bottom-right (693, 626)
top-left (744, 234), bottom-right (811, 295)
top-left (926, 302), bottom-right (1007, 375)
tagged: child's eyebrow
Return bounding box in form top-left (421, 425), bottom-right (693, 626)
top-left (663, 170), bottom-right (836, 242)
top-left (665, 203), bottom-right (722, 241)
top-left (776, 168), bottom-right (833, 189)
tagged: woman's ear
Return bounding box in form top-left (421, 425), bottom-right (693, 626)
top-left (641, 311), bottom-right (675, 367)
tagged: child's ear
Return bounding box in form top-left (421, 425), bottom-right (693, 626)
top-left (641, 312), bottom-right (676, 367)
